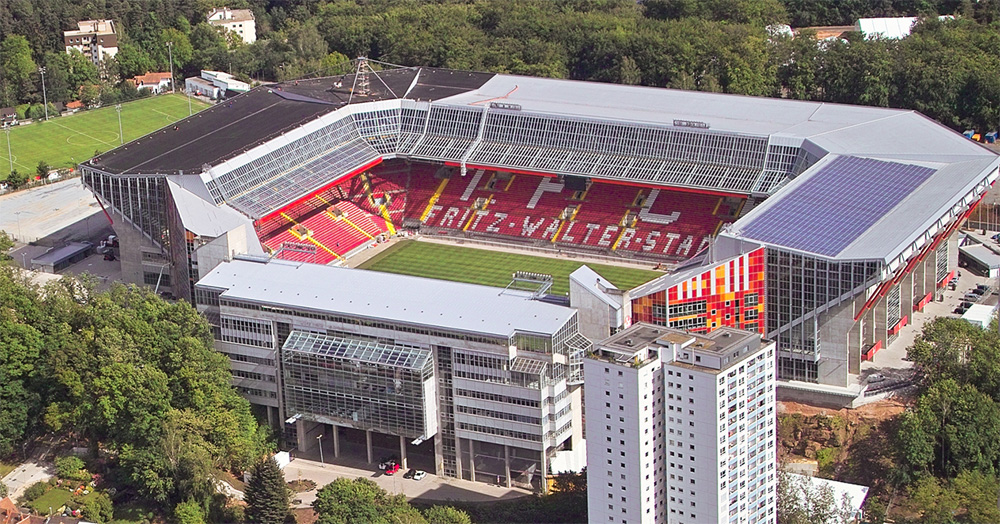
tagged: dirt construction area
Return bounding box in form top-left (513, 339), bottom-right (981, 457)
top-left (777, 397), bottom-right (907, 479)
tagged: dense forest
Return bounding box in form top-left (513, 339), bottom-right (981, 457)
top-left (0, 243), bottom-right (271, 522)
top-left (3, 0), bottom-right (1000, 132)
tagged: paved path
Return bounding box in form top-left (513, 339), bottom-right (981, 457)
top-left (283, 443), bottom-right (530, 508)
top-left (2, 461), bottom-right (54, 500)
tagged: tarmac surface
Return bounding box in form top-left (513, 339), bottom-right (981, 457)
top-left (1, 460), bottom-right (54, 500)
top-left (0, 177), bottom-right (106, 244)
top-left (284, 439), bottom-right (530, 508)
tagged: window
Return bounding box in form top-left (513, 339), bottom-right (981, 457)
top-left (143, 271), bottom-right (170, 286)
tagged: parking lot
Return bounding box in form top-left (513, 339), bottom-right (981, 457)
top-left (864, 243), bottom-right (996, 376)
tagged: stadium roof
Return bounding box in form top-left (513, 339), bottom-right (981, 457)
top-left (89, 67), bottom-right (495, 175)
top-left (82, 64), bottom-right (999, 265)
top-left (726, 152), bottom-right (998, 263)
top-left (197, 257), bottom-right (577, 338)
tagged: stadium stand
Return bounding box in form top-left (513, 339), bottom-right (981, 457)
top-left (358, 161), bottom-right (732, 261)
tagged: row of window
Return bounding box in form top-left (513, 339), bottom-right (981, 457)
top-left (219, 350), bottom-right (275, 367)
top-left (456, 405), bottom-right (541, 426)
top-left (454, 388), bottom-right (540, 408)
top-left (232, 369), bottom-right (275, 382)
top-left (458, 422), bottom-right (541, 442)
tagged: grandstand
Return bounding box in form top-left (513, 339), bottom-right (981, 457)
top-left (80, 60), bottom-right (998, 408)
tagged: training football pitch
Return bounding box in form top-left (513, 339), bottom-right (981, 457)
top-left (0, 94), bottom-right (210, 173)
top-left (357, 240), bottom-right (663, 295)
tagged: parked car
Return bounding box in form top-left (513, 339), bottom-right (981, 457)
top-left (962, 301), bottom-right (974, 308)
top-left (977, 284), bottom-right (990, 291)
top-left (385, 463), bottom-right (401, 475)
top-left (403, 468), bottom-right (416, 479)
top-left (970, 288), bottom-right (986, 296)
top-left (868, 373), bottom-right (886, 383)
top-left (954, 306), bottom-right (968, 314)
top-left (378, 456), bottom-right (397, 470)
top-left (412, 470), bottom-right (426, 481)
top-left (964, 293), bottom-right (981, 302)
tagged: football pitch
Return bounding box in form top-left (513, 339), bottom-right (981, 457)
top-left (357, 240), bottom-right (664, 295)
top-left (0, 94), bottom-right (210, 173)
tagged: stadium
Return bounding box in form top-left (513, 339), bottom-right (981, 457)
top-left (79, 60), bottom-right (997, 477)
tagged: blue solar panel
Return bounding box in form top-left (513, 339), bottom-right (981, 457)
top-left (739, 156), bottom-right (936, 257)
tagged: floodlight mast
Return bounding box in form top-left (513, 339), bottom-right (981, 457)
top-left (166, 41), bottom-right (175, 94)
top-left (38, 67), bottom-right (48, 121)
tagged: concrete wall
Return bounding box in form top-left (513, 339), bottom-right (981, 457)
top-left (196, 224), bottom-right (253, 280)
top-left (114, 221), bottom-right (175, 296)
top-left (569, 278), bottom-right (620, 342)
top-left (818, 302), bottom-right (855, 387)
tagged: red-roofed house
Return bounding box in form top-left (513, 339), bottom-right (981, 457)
top-left (130, 72), bottom-right (173, 94)
top-left (0, 497), bottom-right (30, 524)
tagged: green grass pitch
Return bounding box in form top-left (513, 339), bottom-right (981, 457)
top-left (0, 94), bottom-right (211, 173)
top-left (357, 240), bottom-right (664, 295)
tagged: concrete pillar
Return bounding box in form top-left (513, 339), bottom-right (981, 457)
top-left (366, 430), bottom-right (373, 464)
top-left (267, 406), bottom-right (275, 428)
top-left (504, 444), bottom-right (511, 488)
top-left (540, 449), bottom-right (548, 495)
top-left (467, 439), bottom-right (476, 482)
top-left (399, 435), bottom-right (408, 470)
top-left (455, 436), bottom-right (463, 480)
top-left (332, 425), bottom-right (340, 458)
top-left (434, 434), bottom-right (445, 476)
top-left (296, 419), bottom-right (322, 454)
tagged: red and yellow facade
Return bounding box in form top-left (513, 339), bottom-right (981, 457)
top-left (631, 247), bottom-right (766, 335)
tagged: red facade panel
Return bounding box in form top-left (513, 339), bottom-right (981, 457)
top-left (631, 247), bottom-right (766, 335)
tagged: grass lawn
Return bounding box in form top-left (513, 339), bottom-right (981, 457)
top-left (28, 488), bottom-right (72, 514)
top-left (357, 240), bottom-right (663, 295)
top-left (0, 94), bottom-right (210, 172)
top-left (0, 460), bottom-right (16, 478)
top-left (109, 501), bottom-right (154, 524)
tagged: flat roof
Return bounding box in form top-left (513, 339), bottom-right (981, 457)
top-left (960, 244), bottom-right (1000, 269)
top-left (198, 258), bottom-right (576, 338)
top-left (31, 242), bottom-right (92, 265)
top-left (962, 304), bottom-right (994, 325)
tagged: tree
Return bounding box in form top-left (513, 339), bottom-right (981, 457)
top-left (114, 43), bottom-right (156, 80)
top-left (4, 169), bottom-right (28, 190)
top-left (55, 455), bottom-right (86, 480)
top-left (244, 456), bottom-right (290, 524)
top-left (79, 85), bottom-right (99, 107)
top-left (81, 492), bottom-right (114, 524)
top-left (0, 480), bottom-right (7, 498)
top-left (0, 35), bottom-right (36, 107)
top-left (173, 498), bottom-right (205, 524)
top-left (0, 231), bottom-right (12, 254)
top-left (157, 29), bottom-right (194, 71)
top-left (776, 470), bottom-right (856, 524)
top-left (313, 477), bottom-right (411, 524)
top-left (422, 506), bottom-right (471, 524)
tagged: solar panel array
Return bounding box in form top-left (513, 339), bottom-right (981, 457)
top-left (738, 156), bottom-right (936, 257)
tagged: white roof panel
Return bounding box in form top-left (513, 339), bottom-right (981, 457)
top-left (198, 258), bottom-right (577, 338)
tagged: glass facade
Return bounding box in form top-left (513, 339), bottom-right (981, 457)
top-left (765, 249), bottom-right (881, 382)
top-left (81, 167), bottom-right (170, 248)
top-left (282, 331), bottom-right (435, 438)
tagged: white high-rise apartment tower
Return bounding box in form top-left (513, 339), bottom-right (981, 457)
top-left (585, 323), bottom-right (776, 524)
